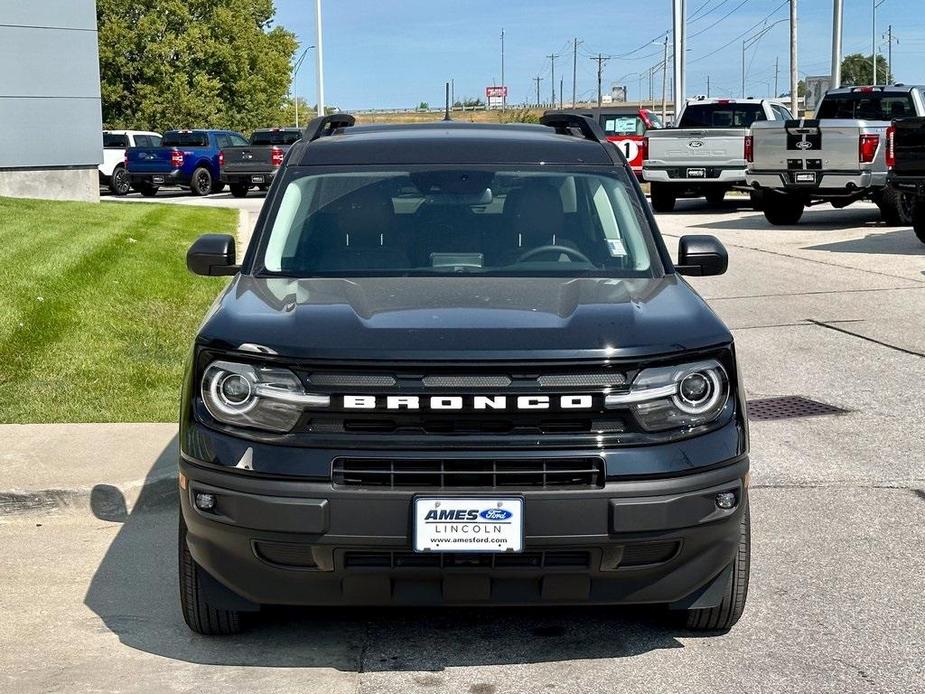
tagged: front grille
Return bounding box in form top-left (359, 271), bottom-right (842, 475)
top-left (343, 550), bottom-right (591, 570)
top-left (332, 457), bottom-right (606, 489)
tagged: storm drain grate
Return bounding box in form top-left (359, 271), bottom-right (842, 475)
top-left (747, 396), bottom-right (850, 421)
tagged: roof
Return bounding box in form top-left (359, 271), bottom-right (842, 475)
top-left (825, 85), bottom-right (922, 95)
top-left (292, 121), bottom-right (615, 167)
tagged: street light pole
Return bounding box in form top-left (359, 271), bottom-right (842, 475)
top-left (292, 46), bottom-right (314, 128)
top-left (831, 0), bottom-right (843, 88)
top-left (314, 0), bottom-right (325, 116)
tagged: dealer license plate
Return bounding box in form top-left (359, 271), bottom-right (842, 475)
top-left (794, 171), bottom-right (816, 184)
top-left (251, 175), bottom-right (265, 183)
top-left (152, 175), bottom-right (165, 184)
top-left (413, 497), bottom-right (524, 553)
top-left (687, 167), bottom-right (706, 178)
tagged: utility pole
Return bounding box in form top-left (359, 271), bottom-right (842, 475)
top-left (884, 24), bottom-right (897, 82)
top-left (672, 0), bottom-right (687, 109)
top-left (560, 77), bottom-right (564, 108)
top-left (790, 0), bottom-right (798, 116)
top-left (872, 0), bottom-right (877, 84)
top-left (450, 79), bottom-right (455, 109)
top-left (547, 53), bottom-right (560, 106)
top-left (774, 56), bottom-right (779, 98)
top-left (591, 53), bottom-right (607, 107)
top-left (831, 0), bottom-right (843, 88)
top-left (500, 28), bottom-right (506, 112)
top-left (572, 38), bottom-right (582, 107)
top-left (706, 75), bottom-right (710, 98)
top-left (314, 0), bottom-right (325, 116)
top-left (661, 34), bottom-right (669, 122)
top-left (534, 76), bottom-right (543, 106)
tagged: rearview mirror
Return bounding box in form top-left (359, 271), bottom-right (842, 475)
top-left (676, 235), bottom-right (728, 276)
top-left (187, 234), bottom-right (239, 276)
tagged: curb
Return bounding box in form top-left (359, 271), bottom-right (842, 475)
top-left (0, 470), bottom-right (178, 519)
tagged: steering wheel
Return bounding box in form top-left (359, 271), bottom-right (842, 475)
top-left (516, 244), bottom-right (592, 264)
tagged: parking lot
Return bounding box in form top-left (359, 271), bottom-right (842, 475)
top-left (0, 195), bottom-right (920, 693)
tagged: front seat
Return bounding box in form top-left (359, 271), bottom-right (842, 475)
top-left (497, 183), bottom-right (572, 263)
top-left (314, 185), bottom-right (410, 271)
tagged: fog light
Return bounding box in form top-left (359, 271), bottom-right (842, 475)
top-left (715, 492), bottom-right (737, 510)
top-left (194, 492), bottom-right (216, 511)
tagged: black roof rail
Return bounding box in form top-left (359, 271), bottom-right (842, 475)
top-left (539, 112), bottom-right (607, 144)
top-left (301, 113), bottom-right (356, 142)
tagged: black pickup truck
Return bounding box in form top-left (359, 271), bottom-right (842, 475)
top-left (180, 114), bottom-right (749, 636)
top-left (220, 127), bottom-right (302, 197)
top-left (887, 117), bottom-right (925, 243)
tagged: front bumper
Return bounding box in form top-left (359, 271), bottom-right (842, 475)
top-left (179, 455), bottom-right (748, 607)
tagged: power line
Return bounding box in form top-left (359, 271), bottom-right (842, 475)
top-left (689, 0), bottom-right (788, 64)
top-left (688, 0), bottom-right (754, 40)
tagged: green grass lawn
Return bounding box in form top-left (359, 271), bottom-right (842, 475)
top-left (0, 197), bottom-right (236, 423)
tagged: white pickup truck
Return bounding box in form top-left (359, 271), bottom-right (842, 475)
top-left (100, 130), bottom-right (162, 195)
top-left (746, 85), bottom-right (925, 225)
top-left (643, 97), bottom-right (793, 212)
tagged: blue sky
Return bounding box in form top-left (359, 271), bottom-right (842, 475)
top-left (274, 0), bottom-right (924, 109)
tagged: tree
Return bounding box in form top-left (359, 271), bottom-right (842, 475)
top-left (97, 0), bottom-right (298, 133)
top-left (418, 102), bottom-right (430, 111)
top-left (840, 53), bottom-right (893, 87)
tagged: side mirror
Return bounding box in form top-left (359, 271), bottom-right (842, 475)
top-left (187, 234), bottom-right (239, 276)
top-left (676, 235), bottom-right (728, 276)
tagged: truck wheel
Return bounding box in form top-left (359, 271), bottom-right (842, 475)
top-left (749, 190), bottom-right (764, 211)
top-left (878, 187), bottom-right (914, 226)
top-left (762, 193), bottom-right (804, 225)
top-left (684, 499), bottom-right (750, 631)
top-left (705, 188), bottom-right (726, 206)
top-left (135, 181), bottom-right (159, 197)
top-left (109, 166), bottom-right (131, 196)
top-left (913, 200), bottom-right (925, 244)
top-left (178, 514), bottom-right (243, 635)
top-left (229, 183), bottom-right (250, 198)
top-left (650, 183), bottom-right (677, 213)
top-left (191, 166), bottom-right (213, 196)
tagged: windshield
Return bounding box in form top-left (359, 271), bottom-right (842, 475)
top-left (679, 103), bottom-right (766, 128)
top-left (816, 93), bottom-right (914, 120)
top-left (259, 168), bottom-right (659, 278)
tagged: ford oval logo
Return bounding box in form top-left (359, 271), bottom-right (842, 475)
top-left (688, 140), bottom-right (704, 148)
top-left (480, 508), bottom-right (513, 521)
top-left (796, 141), bottom-right (813, 150)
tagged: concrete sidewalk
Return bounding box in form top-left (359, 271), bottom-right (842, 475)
top-left (0, 423), bottom-right (177, 516)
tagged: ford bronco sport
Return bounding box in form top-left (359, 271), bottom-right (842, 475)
top-left (179, 113), bottom-right (750, 635)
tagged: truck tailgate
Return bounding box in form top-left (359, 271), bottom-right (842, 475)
top-left (751, 119), bottom-right (886, 171)
top-left (222, 146), bottom-right (276, 174)
top-left (126, 148), bottom-right (176, 174)
top-left (891, 118), bottom-right (925, 176)
top-left (647, 128), bottom-right (745, 166)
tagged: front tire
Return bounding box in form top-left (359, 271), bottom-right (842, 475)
top-left (878, 187), bottom-right (914, 226)
top-left (178, 514), bottom-right (243, 635)
top-left (229, 183), bottom-right (250, 198)
top-left (109, 166), bottom-right (131, 196)
top-left (762, 192), bottom-right (804, 225)
top-left (650, 183), bottom-right (677, 213)
top-left (913, 198), bottom-right (925, 244)
top-left (705, 188), bottom-right (726, 206)
top-left (684, 499), bottom-right (750, 631)
top-left (135, 181), bottom-right (159, 197)
top-left (190, 166), bottom-right (213, 196)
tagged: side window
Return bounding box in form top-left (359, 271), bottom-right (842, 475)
top-left (216, 135), bottom-right (231, 149)
top-left (149, 135), bottom-right (162, 147)
top-left (134, 135), bottom-right (150, 148)
top-left (770, 104), bottom-right (791, 121)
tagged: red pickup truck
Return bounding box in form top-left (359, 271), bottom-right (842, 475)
top-left (546, 106), bottom-right (663, 179)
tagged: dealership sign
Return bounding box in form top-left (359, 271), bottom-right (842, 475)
top-left (486, 85), bottom-right (508, 108)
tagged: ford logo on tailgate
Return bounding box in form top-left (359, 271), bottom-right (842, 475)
top-left (795, 141), bottom-right (813, 150)
top-left (480, 508), bottom-right (513, 521)
top-left (688, 140), bottom-right (704, 148)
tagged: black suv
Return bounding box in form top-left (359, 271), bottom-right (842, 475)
top-left (180, 113), bottom-right (749, 635)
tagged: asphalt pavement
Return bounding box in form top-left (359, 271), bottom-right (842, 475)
top-left (1, 196), bottom-right (923, 693)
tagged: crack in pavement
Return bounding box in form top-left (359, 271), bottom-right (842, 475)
top-left (702, 285), bottom-right (925, 302)
top-left (806, 318), bottom-right (925, 358)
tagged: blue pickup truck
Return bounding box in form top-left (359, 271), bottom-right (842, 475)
top-left (126, 129), bottom-right (248, 197)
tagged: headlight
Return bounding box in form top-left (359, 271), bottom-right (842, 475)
top-left (201, 360), bottom-right (329, 432)
top-left (604, 359), bottom-right (729, 432)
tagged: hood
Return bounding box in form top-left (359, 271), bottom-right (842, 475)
top-left (196, 275), bottom-right (731, 361)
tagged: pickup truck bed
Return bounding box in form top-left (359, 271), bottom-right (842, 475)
top-left (643, 98), bottom-right (791, 212)
top-left (747, 85), bottom-right (924, 225)
top-left (220, 128), bottom-right (301, 198)
top-left (887, 117), bottom-right (925, 243)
